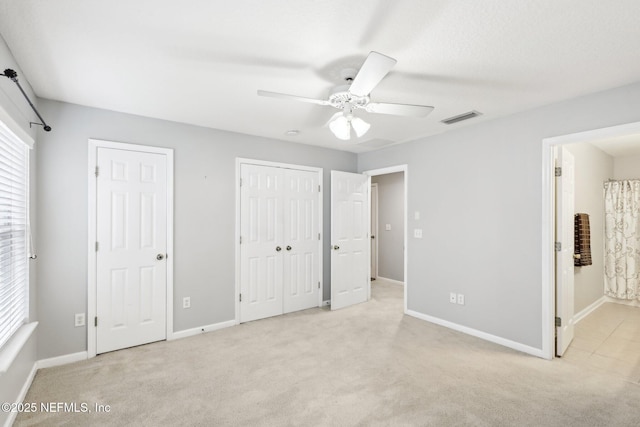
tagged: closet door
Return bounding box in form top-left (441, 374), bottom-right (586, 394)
top-left (239, 164), bottom-right (284, 322)
top-left (283, 169), bottom-right (320, 313)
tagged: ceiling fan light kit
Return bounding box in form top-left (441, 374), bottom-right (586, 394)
top-left (328, 112), bottom-right (371, 140)
top-left (258, 51), bottom-right (434, 141)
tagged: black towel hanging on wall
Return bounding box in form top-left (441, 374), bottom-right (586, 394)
top-left (1, 68), bottom-right (51, 132)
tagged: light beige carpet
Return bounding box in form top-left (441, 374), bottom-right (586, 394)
top-left (15, 280), bottom-right (640, 426)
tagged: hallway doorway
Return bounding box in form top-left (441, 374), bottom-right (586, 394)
top-left (364, 165), bottom-right (407, 313)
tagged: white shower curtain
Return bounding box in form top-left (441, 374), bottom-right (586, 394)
top-left (604, 179), bottom-right (640, 300)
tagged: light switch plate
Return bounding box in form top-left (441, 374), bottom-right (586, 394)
top-left (385, 224), bottom-right (391, 231)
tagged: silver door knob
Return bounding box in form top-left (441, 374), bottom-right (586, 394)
top-left (276, 246), bottom-right (282, 252)
top-left (286, 245), bottom-right (292, 251)
top-left (333, 245), bottom-right (340, 250)
top-left (156, 254), bottom-right (165, 260)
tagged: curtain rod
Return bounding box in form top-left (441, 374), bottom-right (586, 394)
top-left (1, 68), bottom-right (51, 132)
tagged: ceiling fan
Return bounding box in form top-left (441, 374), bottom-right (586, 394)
top-left (257, 51), bottom-right (434, 141)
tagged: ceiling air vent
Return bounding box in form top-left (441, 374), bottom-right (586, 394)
top-left (441, 110), bottom-right (482, 125)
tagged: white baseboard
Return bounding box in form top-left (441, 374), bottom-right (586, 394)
top-left (4, 363), bottom-right (37, 427)
top-left (605, 296), bottom-right (640, 308)
top-left (573, 296), bottom-right (607, 325)
top-left (406, 309), bottom-right (545, 359)
top-left (169, 320), bottom-right (236, 341)
top-left (376, 276), bottom-right (404, 286)
top-left (37, 351), bottom-right (88, 370)
top-left (6, 351), bottom-right (88, 427)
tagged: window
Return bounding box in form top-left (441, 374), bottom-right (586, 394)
top-left (0, 119), bottom-right (29, 350)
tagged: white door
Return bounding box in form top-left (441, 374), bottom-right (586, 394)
top-left (371, 183), bottom-right (378, 280)
top-left (240, 164), bottom-right (284, 322)
top-left (283, 169), bottom-right (320, 313)
top-left (555, 147), bottom-right (575, 356)
top-left (96, 147), bottom-right (167, 354)
top-left (331, 171), bottom-right (370, 310)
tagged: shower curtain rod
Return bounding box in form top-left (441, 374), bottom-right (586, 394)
top-left (605, 178), bottom-right (640, 182)
top-left (1, 68), bottom-right (51, 132)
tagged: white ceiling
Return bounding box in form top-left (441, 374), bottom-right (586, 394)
top-left (2, 1), bottom-right (640, 153)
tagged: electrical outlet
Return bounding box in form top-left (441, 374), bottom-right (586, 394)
top-left (449, 293), bottom-right (457, 304)
top-left (183, 297), bottom-right (191, 309)
top-left (74, 313), bottom-right (85, 327)
top-left (385, 224), bottom-right (391, 231)
top-left (457, 294), bottom-right (465, 305)
top-left (414, 229), bottom-right (423, 238)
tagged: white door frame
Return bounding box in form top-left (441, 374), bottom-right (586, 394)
top-left (541, 121), bottom-right (640, 360)
top-left (363, 165), bottom-right (408, 313)
top-left (235, 158), bottom-right (323, 324)
top-left (87, 139), bottom-right (174, 359)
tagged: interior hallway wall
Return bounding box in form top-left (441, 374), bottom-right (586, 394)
top-left (371, 172), bottom-right (404, 282)
top-left (35, 99), bottom-right (357, 360)
top-left (565, 143), bottom-right (613, 313)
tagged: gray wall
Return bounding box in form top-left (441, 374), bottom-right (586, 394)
top-left (358, 81), bottom-right (640, 350)
top-left (565, 143), bottom-right (613, 313)
top-left (35, 99), bottom-right (356, 359)
top-left (0, 34), bottom-right (38, 426)
top-left (614, 153), bottom-right (640, 180)
top-left (371, 172), bottom-right (404, 281)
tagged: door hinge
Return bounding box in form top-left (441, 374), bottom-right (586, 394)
top-left (239, 293), bottom-right (242, 302)
top-left (318, 281), bottom-right (320, 289)
top-left (95, 166), bottom-right (99, 177)
top-left (95, 241), bottom-right (99, 252)
top-left (555, 242), bottom-right (561, 252)
top-left (239, 236), bottom-right (242, 244)
top-left (555, 316), bottom-right (561, 327)
top-left (555, 167), bottom-right (562, 177)
top-left (94, 316), bottom-right (98, 327)
top-left (318, 185), bottom-right (321, 192)
top-left (240, 178), bottom-right (242, 187)
top-left (318, 233), bottom-right (321, 240)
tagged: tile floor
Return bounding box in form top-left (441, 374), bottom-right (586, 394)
top-left (562, 302), bottom-right (640, 384)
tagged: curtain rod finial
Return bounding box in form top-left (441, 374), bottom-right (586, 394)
top-left (2, 68), bottom-right (17, 80)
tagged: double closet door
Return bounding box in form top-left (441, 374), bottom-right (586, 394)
top-left (240, 163), bottom-right (321, 323)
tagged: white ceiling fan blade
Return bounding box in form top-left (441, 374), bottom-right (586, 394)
top-left (365, 102), bottom-right (434, 117)
top-left (257, 90), bottom-right (330, 106)
top-left (348, 51), bottom-right (397, 97)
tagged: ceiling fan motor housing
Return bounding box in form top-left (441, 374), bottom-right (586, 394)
top-left (328, 84), bottom-right (369, 110)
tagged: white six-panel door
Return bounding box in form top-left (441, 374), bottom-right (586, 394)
top-left (240, 163), bottom-right (320, 322)
top-left (240, 164), bottom-right (285, 322)
top-left (555, 147), bottom-right (575, 356)
top-left (331, 171), bottom-right (370, 310)
top-left (283, 169), bottom-right (320, 313)
top-left (96, 147), bottom-right (167, 354)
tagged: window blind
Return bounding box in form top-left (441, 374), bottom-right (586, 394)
top-left (0, 120), bottom-right (29, 349)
